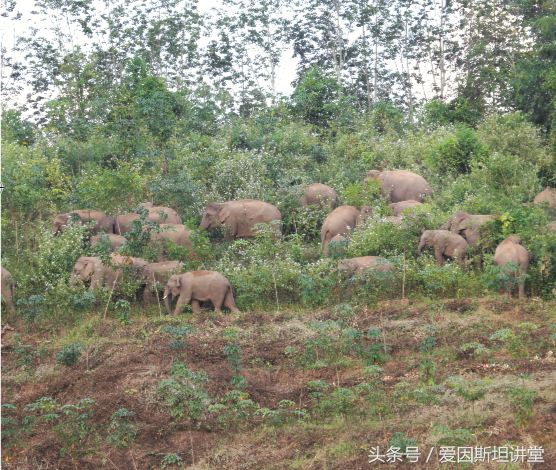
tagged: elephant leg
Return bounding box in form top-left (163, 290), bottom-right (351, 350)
top-left (224, 291), bottom-right (240, 313)
top-left (434, 250), bottom-right (444, 266)
top-left (211, 292), bottom-right (226, 313)
top-left (190, 300), bottom-right (201, 314)
top-left (518, 282), bottom-right (525, 299)
top-left (173, 296), bottom-right (189, 316)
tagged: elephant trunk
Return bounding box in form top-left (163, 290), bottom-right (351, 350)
top-left (69, 272), bottom-right (78, 284)
top-left (163, 288), bottom-right (172, 315)
top-left (417, 239), bottom-right (424, 256)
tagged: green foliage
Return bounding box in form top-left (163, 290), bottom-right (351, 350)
top-left (445, 377), bottom-right (491, 419)
top-left (67, 292), bottom-right (95, 311)
top-left (161, 453), bottom-right (183, 468)
top-left (208, 390), bottom-right (258, 428)
top-left (223, 329), bottom-right (244, 373)
top-left (54, 343), bottom-right (85, 367)
top-left (17, 295), bottom-right (45, 323)
top-left (425, 126), bottom-right (489, 175)
top-left (256, 400), bottom-right (308, 426)
top-left (12, 335), bottom-right (39, 372)
top-left (431, 425), bottom-right (474, 447)
top-left (298, 274), bottom-right (333, 307)
top-left (423, 97), bottom-right (484, 128)
top-left (418, 359), bottom-right (437, 386)
top-left (161, 324), bottom-right (196, 350)
top-left (460, 342), bottom-right (493, 361)
top-left (24, 397), bottom-right (96, 457)
top-left (1, 109), bottom-right (36, 146)
top-left (156, 362), bottom-right (210, 421)
top-left (106, 408), bottom-right (138, 449)
top-left (114, 299), bottom-right (131, 326)
top-left (341, 181), bottom-right (381, 208)
top-left (1, 404), bottom-right (36, 456)
top-left (388, 432), bottom-right (418, 455)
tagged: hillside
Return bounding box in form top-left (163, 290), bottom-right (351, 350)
top-left (2, 298), bottom-right (555, 469)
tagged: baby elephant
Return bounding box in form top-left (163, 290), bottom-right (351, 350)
top-left (493, 236), bottom-right (534, 299)
top-left (337, 256), bottom-right (395, 294)
top-left (163, 271), bottom-right (240, 315)
top-left (90, 234), bottom-right (127, 252)
top-left (418, 230), bottom-right (468, 266)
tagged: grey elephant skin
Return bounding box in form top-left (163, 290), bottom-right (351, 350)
top-left (364, 170), bottom-right (433, 203)
top-left (149, 261), bottom-right (185, 291)
top-left (441, 211), bottom-right (495, 247)
top-left (70, 254), bottom-right (154, 303)
top-left (1, 267), bottom-right (15, 310)
top-left (388, 200), bottom-right (421, 216)
top-left (321, 205), bottom-right (372, 254)
top-left (152, 224), bottom-right (193, 262)
top-left (493, 236), bottom-right (534, 299)
top-left (338, 256), bottom-right (394, 293)
top-left (52, 210), bottom-right (114, 235)
top-left (418, 230), bottom-right (468, 266)
top-left (533, 187), bottom-right (556, 215)
top-left (200, 200), bottom-right (282, 241)
top-left (114, 207), bottom-right (181, 235)
top-left (90, 234), bottom-right (127, 252)
top-left (163, 271), bottom-right (240, 315)
top-left (299, 183), bottom-right (338, 210)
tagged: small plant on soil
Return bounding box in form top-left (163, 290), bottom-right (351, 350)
top-left (114, 299), bottom-right (131, 326)
top-left (156, 362), bottom-right (210, 421)
top-left (461, 342), bottom-right (493, 361)
top-left (418, 358), bottom-right (437, 386)
top-left (431, 425), bottom-right (474, 447)
top-left (16, 295), bottom-right (45, 323)
top-left (67, 291), bottom-right (95, 311)
top-left (256, 400), bottom-right (308, 426)
top-left (161, 453), bottom-right (183, 468)
top-left (54, 343), bottom-right (85, 367)
top-left (388, 432), bottom-right (418, 455)
top-left (1, 404), bottom-right (36, 458)
top-left (105, 408), bottom-right (138, 449)
top-left (445, 377), bottom-right (492, 421)
top-left (24, 397), bottom-right (97, 457)
top-left (12, 335), bottom-right (39, 374)
top-left (161, 324), bottom-right (196, 350)
top-left (209, 390), bottom-right (258, 429)
top-left (223, 328), bottom-right (247, 387)
top-left (505, 386), bottom-right (538, 426)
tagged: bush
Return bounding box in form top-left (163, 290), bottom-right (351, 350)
top-left (54, 343), bottom-right (85, 367)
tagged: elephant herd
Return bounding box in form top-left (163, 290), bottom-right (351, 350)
top-left (2, 174), bottom-right (555, 313)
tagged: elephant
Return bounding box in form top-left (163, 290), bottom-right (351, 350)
top-left (70, 254), bottom-right (154, 302)
top-left (200, 200), bottom-right (282, 241)
top-left (533, 187), bottom-right (556, 215)
top-left (1, 267), bottom-right (15, 310)
top-left (136, 206), bottom-right (182, 224)
top-left (441, 211), bottom-right (495, 247)
top-left (114, 208), bottom-right (182, 235)
top-left (364, 170), bottom-right (433, 203)
top-left (152, 224), bottom-right (193, 262)
top-left (337, 256), bottom-right (394, 293)
top-left (493, 236), bottom-right (534, 299)
top-left (149, 261), bottom-right (185, 287)
top-left (388, 200), bottom-right (421, 216)
top-left (163, 271), bottom-right (240, 315)
top-left (52, 210), bottom-right (114, 235)
top-left (90, 234), bottom-right (127, 252)
top-left (299, 183), bottom-right (338, 211)
top-left (384, 216), bottom-right (406, 227)
top-left (321, 205), bottom-right (373, 254)
top-left (417, 230), bottom-right (468, 266)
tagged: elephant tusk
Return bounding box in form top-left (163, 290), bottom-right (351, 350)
top-left (163, 295), bottom-right (168, 299)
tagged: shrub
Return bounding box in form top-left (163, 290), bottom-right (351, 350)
top-left (106, 408), bottom-right (138, 449)
top-left (54, 343), bottom-right (85, 367)
top-left (16, 295), bottom-right (45, 323)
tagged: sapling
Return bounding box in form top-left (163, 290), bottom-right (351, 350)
top-left (445, 376), bottom-right (491, 421)
top-left (106, 408), bottom-right (138, 449)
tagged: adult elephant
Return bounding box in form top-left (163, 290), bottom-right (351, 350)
top-left (493, 236), bottom-right (534, 299)
top-left (70, 254), bottom-right (154, 302)
top-left (441, 211), bottom-right (495, 247)
top-left (534, 187), bottom-right (556, 215)
top-left (1, 267), bottom-right (15, 310)
top-left (52, 210), bottom-right (114, 235)
top-left (114, 208), bottom-right (182, 235)
top-left (200, 200), bottom-right (282, 241)
top-left (418, 230), bottom-right (468, 266)
top-left (321, 205), bottom-right (372, 254)
top-left (299, 183), bottom-right (338, 211)
top-left (364, 170), bottom-right (433, 203)
top-left (388, 200), bottom-right (421, 216)
top-left (136, 206), bottom-right (182, 224)
top-left (152, 224), bottom-right (193, 262)
top-left (337, 256), bottom-right (394, 293)
top-left (163, 271), bottom-right (240, 315)
top-left (90, 234), bottom-right (127, 252)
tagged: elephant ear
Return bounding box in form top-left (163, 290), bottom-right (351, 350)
top-left (219, 208), bottom-right (232, 223)
top-left (176, 275), bottom-right (182, 288)
top-left (82, 260), bottom-right (96, 280)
